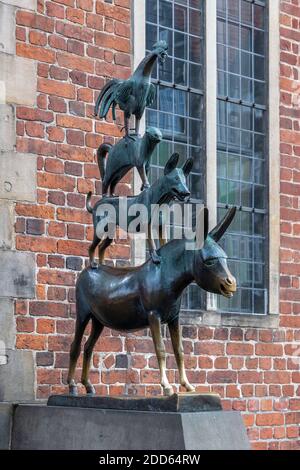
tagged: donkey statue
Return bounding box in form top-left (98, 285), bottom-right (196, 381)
top-left (67, 207), bottom-right (237, 397)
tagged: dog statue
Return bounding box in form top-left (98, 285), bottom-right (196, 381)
top-left (86, 153), bottom-right (193, 267)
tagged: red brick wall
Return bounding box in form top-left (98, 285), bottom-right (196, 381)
top-left (12, 0), bottom-right (300, 450)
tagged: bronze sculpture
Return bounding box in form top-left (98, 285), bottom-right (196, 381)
top-left (65, 42), bottom-right (238, 398)
top-left (94, 41), bottom-right (168, 136)
top-left (97, 127), bottom-right (162, 196)
top-left (67, 208), bottom-right (237, 397)
top-left (86, 153), bottom-right (193, 267)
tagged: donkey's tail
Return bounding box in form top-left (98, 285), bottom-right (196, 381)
top-left (86, 191), bottom-right (93, 214)
top-left (97, 143), bottom-right (112, 181)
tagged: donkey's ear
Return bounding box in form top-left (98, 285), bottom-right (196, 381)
top-left (164, 153), bottom-right (180, 175)
top-left (182, 158), bottom-right (193, 177)
top-left (209, 207), bottom-right (237, 242)
top-left (204, 207), bottom-right (209, 240)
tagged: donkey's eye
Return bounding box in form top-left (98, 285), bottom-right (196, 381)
top-left (205, 259), bottom-right (217, 267)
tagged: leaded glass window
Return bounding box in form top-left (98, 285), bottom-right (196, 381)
top-left (146, 0), bottom-right (205, 311)
top-left (217, 0), bottom-right (268, 314)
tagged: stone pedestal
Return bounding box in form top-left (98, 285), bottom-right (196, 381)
top-left (11, 394), bottom-right (250, 450)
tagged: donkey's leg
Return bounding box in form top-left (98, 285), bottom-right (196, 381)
top-left (67, 312), bottom-right (90, 396)
top-left (81, 318), bottom-right (104, 395)
top-left (148, 311), bottom-right (173, 396)
top-left (168, 317), bottom-right (195, 393)
top-left (89, 234), bottom-right (100, 269)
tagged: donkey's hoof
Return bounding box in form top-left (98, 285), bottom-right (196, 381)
top-left (69, 385), bottom-right (78, 396)
top-left (90, 261), bottom-right (98, 270)
top-left (163, 386), bottom-right (174, 397)
top-left (183, 383), bottom-right (195, 393)
top-left (85, 383), bottom-right (96, 395)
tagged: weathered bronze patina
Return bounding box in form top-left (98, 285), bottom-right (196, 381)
top-left (67, 208), bottom-right (237, 397)
top-left (86, 153), bottom-right (193, 267)
top-left (97, 127), bottom-right (162, 196)
top-left (94, 41), bottom-right (168, 136)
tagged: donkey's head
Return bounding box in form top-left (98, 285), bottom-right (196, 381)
top-left (194, 208), bottom-right (237, 299)
top-left (162, 153), bottom-right (193, 203)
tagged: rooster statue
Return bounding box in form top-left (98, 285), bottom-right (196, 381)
top-left (94, 41), bottom-right (168, 136)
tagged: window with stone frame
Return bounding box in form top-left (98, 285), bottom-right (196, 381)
top-left (145, 0), bottom-right (271, 316)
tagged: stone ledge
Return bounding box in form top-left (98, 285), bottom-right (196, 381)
top-left (0, 104), bottom-right (15, 151)
top-left (0, 3), bottom-right (15, 56)
top-left (0, 299), bottom-right (15, 349)
top-left (0, 151), bottom-right (37, 202)
top-left (0, 0), bottom-right (37, 11)
top-left (0, 54), bottom-right (37, 106)
top-left (0, 350), bottom-right (35, 402)
top-left (0, 251), bottom-right (35, 298)
top-left (0, 200), bottom-right (14, 249)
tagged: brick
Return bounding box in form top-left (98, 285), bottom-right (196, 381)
top-left (25, 122), bottom-right (45, 138)
top-left (57, 53), bottom-right (94, 73)
top-left (56, 114), bottom-right (92, 131)
top-left (47, 127), bottom-right (65, 142)
top-left (49, 65), bottom-right (69, 81)
top-left (38, 78), bottom-right (76, 99)
top-left (46, 2), bottom-right (65, 19)
top-left (66, 7), bottom-right (85, 24)
top-left (16, 235), bottom-right (57, 254)
top-left (256, 344), bottom-right (283, 356)
top-left (16, 11), bottom-right (54, 33)
top-left (227, 343), bottom-right (254, 356)
top-left (16, 334), bottom-right (46, 351)
top-left (256, 413), bottom-right (284, 427)
top-left (17, 107), bottom-right (54, 123)
top-left (49, 96), bottom-right (67, 113)
top-left (207, 371), bottom-right (237, 384)
top-left (26, 219), bottom-right (45, 236)
top-left (38, 173), bottom-right (76, 192)
top-left (37, 318), bottom-right (55, 334)
top-left (56, 20), bottom-right (93, 43)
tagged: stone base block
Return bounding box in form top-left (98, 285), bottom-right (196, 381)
top-left (12, 403), bottom-right (250, 450)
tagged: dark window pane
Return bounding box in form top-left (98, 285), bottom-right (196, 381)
top-left (189, 63), bottom-right (202, 89)
top-left (146, 0), bottom-right (157, 24)
top-left (189, 93), bottom-right (202, 118)
top-left (174, 60), bottom-right (187, 86)
top-left (254, 29), bottom-right (265, 56)
top-left (159, 0), bottom-right (172, 28)
top-left (189, 8), bottom-right (202, 36)
top-left (228, 0), bottom-right (240, 21)
top-left (174, 4), bottom-right (187, 32)
top-left (189, 36), bottom-right (201, 63)
top-left (174, 32), bottom-right (187, 59)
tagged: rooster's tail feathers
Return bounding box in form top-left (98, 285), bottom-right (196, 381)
top-left (95, 79), bottom-right (120, 119)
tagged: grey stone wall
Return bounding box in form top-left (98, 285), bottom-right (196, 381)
top-left (0, 0), bottom-right (38, 401)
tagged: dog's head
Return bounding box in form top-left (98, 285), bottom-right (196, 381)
top-left (163, 153), bottom-right (193, 202)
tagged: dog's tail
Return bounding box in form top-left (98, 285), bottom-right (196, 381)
top-left (97, 143), bottom-right (112, 181)
top-left (86, 191), bottom-right (93, 214)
